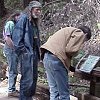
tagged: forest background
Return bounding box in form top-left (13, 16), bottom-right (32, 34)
top-left (0, 0), bottom-right (100, 97)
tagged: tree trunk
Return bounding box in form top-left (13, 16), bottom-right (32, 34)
top-left (0, 0), bottom-right (6, 17)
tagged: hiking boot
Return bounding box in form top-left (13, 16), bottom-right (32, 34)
top-left (8, 90), bottom-right (19, 97)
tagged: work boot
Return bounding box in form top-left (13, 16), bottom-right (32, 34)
top-left (8, 90), bottom-right (19, 97)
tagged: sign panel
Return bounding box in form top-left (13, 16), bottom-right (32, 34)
top-left (79, 55), bottom-right (100, 73)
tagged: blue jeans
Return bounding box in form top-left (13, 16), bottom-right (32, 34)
top-left (19, 51), bottom-right (38, 100)
top-left (43, 52), bottom-right (70, 100)
top-left (3, 44), bottom-right (18, 93)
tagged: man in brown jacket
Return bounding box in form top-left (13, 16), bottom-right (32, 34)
top-left (40, 26), bottom-right (91, 100)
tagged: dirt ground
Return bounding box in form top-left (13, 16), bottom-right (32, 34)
top-left (0, 73), bottom-right (78, 100)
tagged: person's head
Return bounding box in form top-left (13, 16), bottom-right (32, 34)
top-left (6, 10), bottom-right (21, 23)
top-left (78, 26), bottom-right (91, 41)
top-left (28, 1), bottom-right (42, 18)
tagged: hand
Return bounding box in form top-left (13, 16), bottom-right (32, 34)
top-left (69, 66), bottom-right (75, 72)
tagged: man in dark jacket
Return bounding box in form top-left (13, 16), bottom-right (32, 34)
top-left (12, 1), bottom-right (41, 100)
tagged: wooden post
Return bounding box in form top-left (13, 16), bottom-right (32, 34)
top-left (90, 80), bottom-right (100, 98)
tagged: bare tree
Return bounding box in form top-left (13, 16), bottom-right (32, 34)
top-left (22, 0), bottom-right (32, 8)
top-left (22, 0), bottom-right (53, 8)
top-left (0, 0), bottom-right (6, 17)
top-left (22, 0), bottom-right (45, 8)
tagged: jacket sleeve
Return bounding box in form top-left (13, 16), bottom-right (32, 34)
top-left (4, 21), bottom-right (14, 48)
top-left (12, 15), bottom-right (27, 55)
top-left (4, 21), bottom-right (14, 36)
top-left (65, 29), bottom-right (85, 57)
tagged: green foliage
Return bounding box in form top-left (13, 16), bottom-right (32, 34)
top-left (71, 50), bottom-right (85, 67)
top-left (38, 63), bottom-right (48, 85)
top-left (38, 66), bottom-right (45, 73)
top-left (69, 76), bottom-right (89, 95)
top-left (72, 87), bottom-right (89, 95)
top-left (0, 48), bottom-right (6, 63)
top-left (69, 76), bottom-right (79, 83)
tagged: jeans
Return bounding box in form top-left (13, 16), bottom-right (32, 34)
top-left (3, 44), bottom-right (18, 93)
top-left (43, 52), bottom-right (70, 100)
top-left (19, 51), bottom-right (38, 100)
